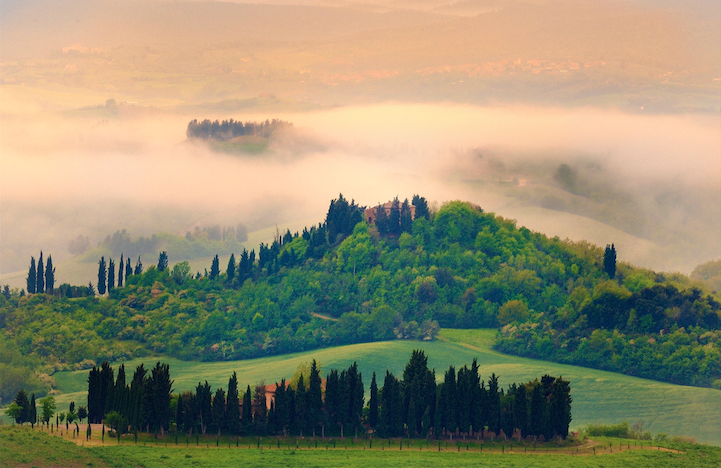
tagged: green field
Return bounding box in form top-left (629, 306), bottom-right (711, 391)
top-left (2, 426), bottom-right (721, 468)
top-left (49, 329), bottom-right (721, 446)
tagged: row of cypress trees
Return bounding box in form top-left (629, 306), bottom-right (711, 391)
top-left (97, 254), bottom-right (143, 295)
top-left (25, 252), bottom-right (55, 294)
top-left (88, 352), bottom-right (571, 440)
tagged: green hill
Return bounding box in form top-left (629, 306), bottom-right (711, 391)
top-left (47, 329), bottom-right (721, 446)
top-left (1, 196), bottom-right (719, 405)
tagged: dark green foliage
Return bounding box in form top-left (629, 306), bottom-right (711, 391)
top-left (325, 194), bottom-right (364, 243)
top-left (604, 244), bottom-right (617, 279)
top-left (97, 257), bottom-right (107, 295)
top-left (241, 385), bottom-right (252, 434)
top-left (379, 371), bottom-right (402, 437)
top-left (307, 360), bottom-right (322, 434)
top-left (211, 388), bottom-right (226, 434)
top-left (226, 253), bottom-right (236, 284)
top-left (412, 194), bottom-right (430, 220)
top-left (196, 381), bottom-right (212, 435)
top-left (186, 118), bottom-right (290, 140)
top-left (107, 258), bottom-right (115, 291)
top-left (225, 372), bottom-right (241, 435)
top-left (44, 256), bottom-right (55, 293)
top-left (210, 255), bottom-right (220, 280)
top-left (118, 255), bottom-right (124, 288)
top-left (134, 256), bottom-right (143, 275)
top-left (368, 372), bottom-right (378, 429)
top-left (125, 258), bottom-right (132, 282)
top-left (36, 252), bottom-right (44, 296)
top-left (157, 251), bottom-right (168, 272)
top-left (26, 257), bottom-right (36, 294)
top-left (13, 390), bottom-right (29, 424)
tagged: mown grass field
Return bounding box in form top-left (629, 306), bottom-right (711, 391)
top-left (2, 426), bottom-right (721, 468)
top-left (50, 329), bottom-right (721, 446)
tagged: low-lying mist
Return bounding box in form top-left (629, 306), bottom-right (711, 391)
top-left (1, 103), bottom-right (719, 283)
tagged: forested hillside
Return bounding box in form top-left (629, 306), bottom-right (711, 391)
top-left (1, 195), bottom-right (719, 404)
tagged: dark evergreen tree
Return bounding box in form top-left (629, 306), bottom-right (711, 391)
top-left (157, 251), bottom-right (168, 272)
top-left (401, 349), bottom-right (435, 437)
top-left (412, 194), bottom-right (430, 220)
top-left (97, 257), bottom-right (107, 295)
top-left (176, 394), bottom-right (184, 434)
top-left (440, 366), bottom-right (458, 434)
top-left (87, 366), bottom-right (102, 423)
top-left (325, 194), bottom-right (364, 243)
top-left (400, 198), bottom-right (413, 233)
top-left (225, 372), bottom-right (241, 435)
top-left (324, 370), bottom-right (340, 434)
top-left (134, 256), bottom-right (143, 275)
top-left (210, 255), bottom-right (220, 280)
top-left (307, 360), bottom-right (322, 434)
top-left (368, 372), bottom-right (378, 429)
top-left (274, 379), bottom-right (291, 436)
top-left (128, 364), bottom-right (147, 432)
top-left (242, 385), bottom-right (253, 434)
top-left (530, 382), bottom-right (544, 437)
top-left (125, 257), bottom-right (132, 281)
top-left (2, 285), bottom-right (10, 300)
top-left (143, 362), bottom-right (173, 435)
top-left (226, 253), bottom-right (236, 284)
top-left (195, 381), bottom-right (212, 435)
top-left (514, 383), bottom-right (529, 437)
top-left (99, 362), bottom-right (114, 420)
top-left (107, 258), bottom-right (115, 291)
top-left (26, 257), bottom-right (36, 294)
top-left (549, 377), bottom-right (572, 438)
top-left (294, 374), bottom-right (308, 435)
top-left (604, 244), bottom-right (617, 279)
top-left (118, 254), bottom-right (124, 288)
top-left (487, 373), bottom-right (501, 435)
top-left (388, 197), bottom-right (401, 236)
top-left (379, 371), bottom-right (402, 437)
top-left (36, 251), bottom-right (44, 294)
top-left (44, 255), bottom-right (55, 293)
top-left (212, 388), bottom-right (226, 434)
top-left (29, 393), bottom-right (37, 427)
top-left (13, 390), bottom-right (29, 424)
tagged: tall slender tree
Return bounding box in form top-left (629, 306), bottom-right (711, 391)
top-left (157, 251), bottom-right (168, 272)
top-left (125, 257), bottom-right (132, 281)
top-left (97, 257), bottom-right (107, 295)
top-left (44, 255), bottom-right (55, 293)
top-left (118, 254), bottom-right (124, 287)
top-left (307, 360), bottom-right (322, 435)
top-left (226, 253), bottom-right (236, 284)
top-left (134, 256), bottom-right (143, 275)
top-left (412, 194), bottom-right (430, 220)
top-left (36, 251), bottom-right (44, 294)
top-left (225, 372), bottom-right (241, 435)
top-left (368, 372), bottom-right (378, 429)
top-left (242, 385), bottom-right (253, 434)
top-left (26, 257), bottom-right (36, 294)
top-left (604, 244), bottom-right (617, 279)
top-left (210, 255), bottom-right (220, 280)
top-left (107, 258), bottom-right (115, 291)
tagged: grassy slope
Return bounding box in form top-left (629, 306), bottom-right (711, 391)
top-left (2, 426), bottom-right (720, 468)
top-left (49, 329), bottom-right (721, 446)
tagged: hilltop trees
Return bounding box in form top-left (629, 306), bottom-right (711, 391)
top-left (26, 257), bottom-right (36, 294)
top-left (44, 256), bottom-right (55, 293)
top-left (97, 257), bottom-right (107, 295)
top-left (604, 244), bottom-right (616, 279)
top-left (36, 252), bottom-right (44, 294)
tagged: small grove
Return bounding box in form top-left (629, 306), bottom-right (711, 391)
top-left (6, 351), bottom-right (573, 443)
top-left (1, 195), bottom-right (720, 404)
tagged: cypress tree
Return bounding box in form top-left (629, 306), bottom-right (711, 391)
top-left (226, 253), bottom-right (236, 284)
top-left (125, 257), bottom-right (132, 281)
top-left (274, 379), bottom-right (290, 436)
top-left (514, 383), bottom-right (529, 437)
top-left (604, 244), bottom-right (617, 279)
top-left (530, 382), bottom-right (543, 437)
top-left (441, 366), bottom-right (458, 434)
top-left (176, 394), bottom-right (184, 434)
top-left (374, 203), bottom-right (390, 235)
top-left (388, 197), bottom-right (401, 236)
top-left (29, 393), bottom-right (37, 428)
top-left (294, 374), bottom-right (307, 435)
top-left (128, 364), bottom-right (147, 431)
top-left (487, 373), bottom-right (501, 435)
top-left (324, 370), bottom-right (340, 434)
top-left (212, 388), bottom-right (226, 434)
top-left (307, 360), bottom-right (322, 434)
top-left (97, 257), bottom-right (107, 295)
top-left (195, 381), bottom-right (212, 435)
top-left (368, 372), bottom-right (378, 429)
top-left (107, 258), bottom-right (115, 291)
top-left (26, 257), bottom-right (36, 294)
top-left (99, 362), bottom-right (114, 420)
top-left (36, 251), bottom-right (44, 294)
top-left (400, 198), bottom-right (413, 233)
top-left (242, 385), bottom-right (252, 434)
top-left (549, 377), bottom-right (572, 438)
top-left (158, 251), bottom-right (168, 272)
top-left (225, 372), bottom-right (241, 435)
top-left (134, 256), bottom-right (143, 275)
top-left (44, 255), bottom-right (55, 293)
top-left (88, 366), bottom-right (102, 423)
top-left (118, 254), bottom-right (124, 287)
top-left (13, 390), bottom-right (29, 424)
top-left (210, 255), bottom-right (220, 280)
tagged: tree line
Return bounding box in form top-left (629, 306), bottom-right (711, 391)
top-left (76, 351), bottom-right (571, 441)
top-left (25, 252), bottom-right (55, 294)
top-left (186, 119), bottom-right (291, 141)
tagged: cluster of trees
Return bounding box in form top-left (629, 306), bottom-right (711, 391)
top-left (77, 351), bottom-right (570, 440)
top-left (186, 119), bottom-right (291, 141)
top-left (25, 252), bottom-right (55, 294)
top-left (97, 254), bottom-right (139, 295)
top-left (87, 362), bottom-right (173, 435)
top-left (373, 195), bottom-right (430, 237)
top-left (5, 391), bottom-right (87, 431)
top-left (2, 196), bottom-right (719, 391)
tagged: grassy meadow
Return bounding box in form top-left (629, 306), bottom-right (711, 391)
top-left (47, 329), bottom-right (721, 446)
top-left (1, 425), bottom-right (720, 468)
